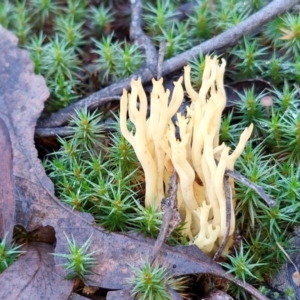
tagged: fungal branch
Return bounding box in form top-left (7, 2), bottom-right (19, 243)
top-left (120, 56), bottom-right (253, 256)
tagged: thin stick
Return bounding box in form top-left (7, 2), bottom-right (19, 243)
top-left (129, 0), bottom-right (157, 70)
top-left (157, 40), bottom-right (166, 80)
top-left (35, 121), bottom-right (113, 138)
top-left (225, 168), bottom-right (276, 207)
top-left (86, 96), bottom-right (120, 110)
top-left (150, 172), bottom-right (181, 265)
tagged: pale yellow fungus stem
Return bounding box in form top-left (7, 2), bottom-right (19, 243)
top-left (120, 84), bottom-right (158, 208)
top-left (168, 77), bottom-right (184, 118)
top-left (168, 129), bottom-right (198, 212)
top-left (214, 146), bottom-right (231, 236)
top-left (184, 65), bottom-right (199, 102)
top-left (227, 123), bottom-right (254, 170)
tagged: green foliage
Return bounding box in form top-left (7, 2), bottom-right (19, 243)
top-left (143, 0), bottom-right (174, 36)
top-left (214, 1), bottom-right (250, 32)
top-left (26, 33), bottom-right (45, 74)
top-left (127, 261), bottom-right (187, 300)
top-left (93, 184), bottom-right (135, 231)
top-left (53, 233), bottom-right (98, 280)
top-left (131, 201), bottom-right (163, 237)
top-left (12, 1), bottom-right (31, 45)
top-left (107, 122), bottom-right (140, 175)
top-left (261, 52), bottom-right (290, 87)
top-left (0, 0), bottom-right (297, 114)
top-left (174, 21), bottom-right (192, 51)
top-left (234, 146), bottom-right (271, 228)
top-left (276, 113), bottom-right (300, 161)
top-left (0, 233), bottom-right (24, 273)
top-left (45, 109), bottom-right (158, 235)
top-left (93, 34), bottom-right (120, 81)
top-left (232, 87), bottom-right (266, 132)
top-left (64, 0), bottom-right (87, 22)
top-left (261, 103), bottom-right (300, 161)
top-left (220, 111), bottom-right (234, 144)
top-left (277, 13), bottom-right (300, 56)
top-left (0, 1), bottom-right (144, 110)
top-left (55, 16), bottom-right (84, 50)
top-left (90, 3), bottom-right (114, 34)
top-left (47, 75), bottom-right (80, 110)
top-left (259, 284), bottom-right (296, 300)
top-left (219, 80), bottom-right (300, 298)
top-left (263, 17), bottom-right (285, 47)
top-left (293, 55), bottom-right (300, 84)
top-left (230, 37), bottom-right (268, 79)
top-left (220, 242), bottom-right (267, 299)
top-left (118, 41), bottom-right (145, 78)
top-left (188, 53), bottom-right (206, 90)
top-left (93, 35), bottom-right (144, 82)
top-left (45, 107), bottom-right (187, 245)
top-left (189, 1), bottom-right (213, 40)
top-left (220, 242), bottom-right (265, 283)
top-left (0, 1), bottom-right (14, 28)
top-left (30, 0), bottom-right (60, 25)
top-left (25, 34), bottom-right (82, 110)
top-left (69, 107), bottom-right (106, 152)
top-left (41, 35), bottom-right (81, 80)
top-left (155, 23), bottom-right (187, 59)
top-left (272, 80), bottom-right (298, 112)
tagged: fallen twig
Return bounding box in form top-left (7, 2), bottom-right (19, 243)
top-left (34, 121), bottom-right (113, 138)
top-left (85, 96), bottom-right (120, 110)
top-left (225, 168), bottom-right (276, 207)
top-left (129, 0), bottom-right (157, 70)
top-left (157, 40), bottom-right (166, 80)
top-left (37, 0), bottom-right (298, 129)
top-left (150, 171), bottom-right (181, 265)
top-left (35, 126), bottom-right (74, 138)
top-left (149, 171), bottom-right (183, 300)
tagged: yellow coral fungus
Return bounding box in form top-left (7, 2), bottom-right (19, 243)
top-left (120, 56), bottom-right (253, 255)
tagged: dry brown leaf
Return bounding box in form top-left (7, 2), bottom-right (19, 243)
top-left (0, 25), bottom-right (267, 300)
top-left (0, 242), bottom-right (73, 300)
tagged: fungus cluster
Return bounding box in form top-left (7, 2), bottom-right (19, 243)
top-left (120, 56), bottom-right (253, 255)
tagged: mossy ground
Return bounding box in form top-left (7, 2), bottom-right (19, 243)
top-left (1, 0), bottom-right (300, 299)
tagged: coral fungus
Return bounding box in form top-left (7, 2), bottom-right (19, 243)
top-left (120, 56), bottom-right (253, 255)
